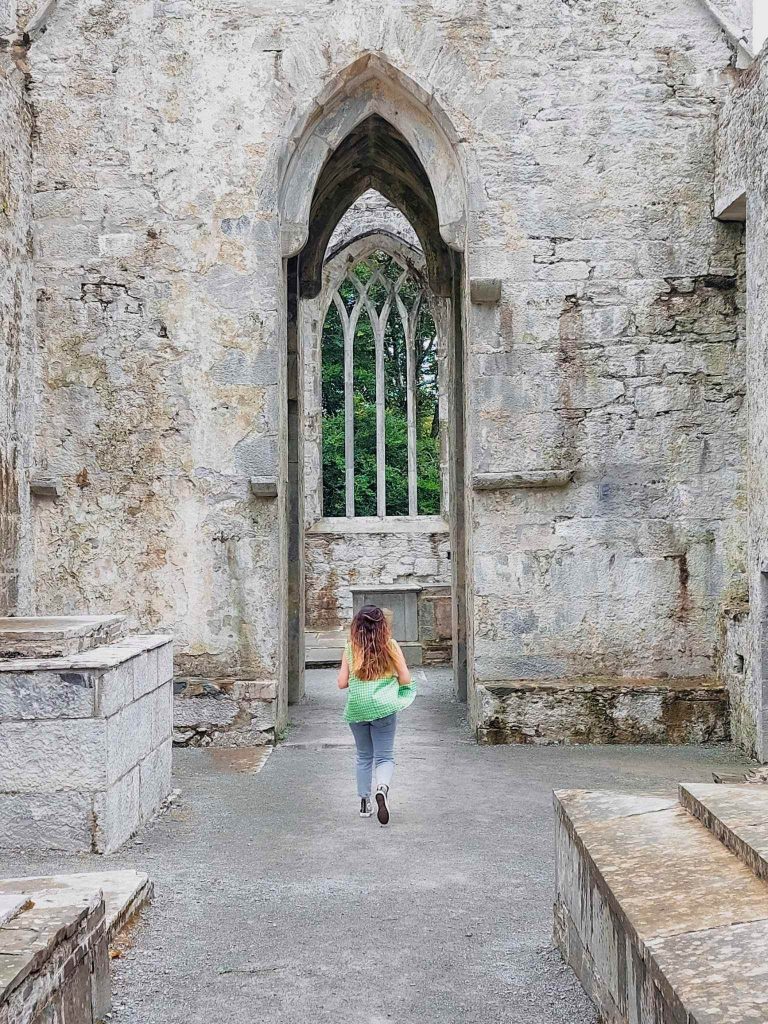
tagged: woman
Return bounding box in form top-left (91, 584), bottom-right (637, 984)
top-left (337, 604), bottom-right (416, 825)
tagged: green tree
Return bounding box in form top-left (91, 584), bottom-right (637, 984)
top-left (321, 252), bottom-right (441, 517)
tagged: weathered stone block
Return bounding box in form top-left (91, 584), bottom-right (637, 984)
top-left (1, 719), bottom-right (107, 792)
top-left (105, 696), bottom-right (154, 785)
top-left (476, 679), bottom-right (729, 745)
top-left (93, 766), bottom-right (140, 854)
top-left (133, 648), bottom-right (159, 699)
top-left (174, 694), bottom-right (239, 729)
top-left (139, 739), bottom-right (172, 824)
top-left (95, 661), bottom-right (134, 717)
top-left (156, 641), bottom-right (173, 684)
top-left (150, 681), bottom-right (173, 750)
top-left (231, 680), bottom-right (276, 700)
top-left (554, 788), bottom-right (768, 1022)
top-left (0, 890), bottom-right (109, 1024)
top-left (0, 671), bottom-right (97, 720)
top-left (0, 792), bottom-right (95, 853)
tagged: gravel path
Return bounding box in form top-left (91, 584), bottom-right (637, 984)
top-left (0, 668), bottom-right (752, 1023)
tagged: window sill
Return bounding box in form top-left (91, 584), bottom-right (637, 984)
top-left (306, 515), bottom-right (450, 536)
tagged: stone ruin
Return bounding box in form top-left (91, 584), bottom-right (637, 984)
top-left (0, 1), bottom-right (768, 1019)
top-left (0, 616), bottom-right (173, 854)
top-left (1, 0), bottom-right (765, 759)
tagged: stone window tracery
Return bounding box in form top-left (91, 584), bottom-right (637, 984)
top-left (320, 250), bottom-right (440, 518)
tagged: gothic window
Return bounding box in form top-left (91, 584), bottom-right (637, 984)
top-left (321, 251), bottom-right (440, 518)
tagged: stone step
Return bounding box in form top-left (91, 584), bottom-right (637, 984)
top-left (555, 788), bottom-right (768, 1023)
top-left (679, 782), bottom-right (768, 882)
top-left (0, 869), bottom-right (152, 942)
top-left (476, 675), bottom-right (728, 744)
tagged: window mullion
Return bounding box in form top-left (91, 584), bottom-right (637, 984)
top-left (372, 294), bottom-right (391, 518)
top-left (396, 292), bottom-right (419, 517)
top-left (333, 289), bottom-right (356, 518)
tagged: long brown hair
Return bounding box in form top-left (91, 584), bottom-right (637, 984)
top-left (350, 605), bottom-right (394, 680)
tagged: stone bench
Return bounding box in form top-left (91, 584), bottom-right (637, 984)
top-left (476, 675), bottom-right (729, 745)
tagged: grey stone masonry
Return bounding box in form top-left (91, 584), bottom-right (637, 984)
top-left (0, 615), bottom-right (126, 658)
top-left (0, 633), bottom-right (173, 854)
top-left (554, 786), bottom-right (768, 1023)
top-left (0, 888), bottom-right (109, 1024)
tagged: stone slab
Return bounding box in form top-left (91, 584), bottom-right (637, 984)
top-left (0, 870), bottom-right (152, 942)
top-left (0, 670), bottom-right (98, 720)
top-left (0, 615), bottom-right (126, 658)
top-left (477, 678), bottom-right (729, 745)
top-left (555, 788), bottom-right (768, 1024)
top-left (647, 918), bottom-right (768, 1024)
top-left (0, 633), bottom-right (173, 674)
top-left (557, 790), bottom-right (768, 939)
top-left (0, 897), bottom-right (29, 928)
top-left (1, 719), bottom-right (108, 792)
top-left (680, 782), bottom-right (768, 882)
top-left (0, 889), bottom-right (106, 1013)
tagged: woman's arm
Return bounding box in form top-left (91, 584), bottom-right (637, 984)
top-left (389, 640), bottom-right (412, 686)
top-left (337, 652), bottom-right (350, 689)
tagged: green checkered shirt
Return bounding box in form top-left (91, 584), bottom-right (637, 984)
top-left (343, 642), bottom-right (416, 723)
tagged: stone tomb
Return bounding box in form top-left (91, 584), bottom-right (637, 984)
top-left (0, 616), bottom-right (173, 854)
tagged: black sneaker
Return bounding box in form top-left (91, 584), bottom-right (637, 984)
top-left (375, 785), bottom-right (390, 826)
top-left (360, 797), bottom-right (372, 818)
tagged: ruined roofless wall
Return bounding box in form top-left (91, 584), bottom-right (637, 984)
top-left (716, 39), bottom-right (768, 756)
top-left (0, 13), bottom-right (35, 616)
top-left (24, 1), bottom-right (746, 726)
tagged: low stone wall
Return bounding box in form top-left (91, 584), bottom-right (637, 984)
top-left (0, 889), bottom-right (109, 1024)
top-left (173, 678), bottom-right (276, 747)
top-left (0, 635), bottom-right (173, 853)
top-left (475, 677), bottom-right (730, 745)
top-left (304, 518), bottom-right (451, 631)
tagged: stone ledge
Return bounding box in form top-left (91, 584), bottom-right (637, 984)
top-left (0, 633), bottom-right (173, 674)
top-left (476, 678), bottom-right (729, 745)
top-left (307, 515), bottom-right (449, 535)
top-left (0, 889), bottom-right (109, 1021)
top-left (0, 615), bottom-right (126, 659)
top-left (554, 788), bottom-right (768, 1023)
top-left (0, 871), bottom-right (152, 944)
top-left (679, 782), bottom-right (768, 882)
top-left (472, 470), bottom-right (574, 490)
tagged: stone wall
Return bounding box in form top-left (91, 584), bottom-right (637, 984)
top-left (305, 521), bottom-right (451, 631)
top-left (24, 1), bottom-right (283, 697)
top-left (0, 14), bottom-right (34, 615)
top-left (19, 1), bottom-right (748, 735)
top-left (715, 39), bottom-right (768, 756)
top-left (0, 634), bottom-right (173, 853)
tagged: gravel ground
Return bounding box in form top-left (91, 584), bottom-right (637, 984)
top-left (0, 668), bottom-right (752, 1023)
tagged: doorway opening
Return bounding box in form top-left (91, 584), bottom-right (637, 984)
top-left (281, 92), bottom-right (469, 713)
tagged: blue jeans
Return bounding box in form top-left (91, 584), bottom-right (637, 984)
top-left (348, 713), bottom-right (397, 798)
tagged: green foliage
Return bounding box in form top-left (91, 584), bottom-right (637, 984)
top-left (321, 252), bottom-right (441, 518)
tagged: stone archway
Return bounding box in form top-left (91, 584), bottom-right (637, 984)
top-left (276, 57), bottom-right (471, 708)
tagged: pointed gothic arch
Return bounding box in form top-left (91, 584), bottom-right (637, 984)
top-left (278, 55), bottom-right (471, 708)
top-left (277, 53), bottom-right (473, 258)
